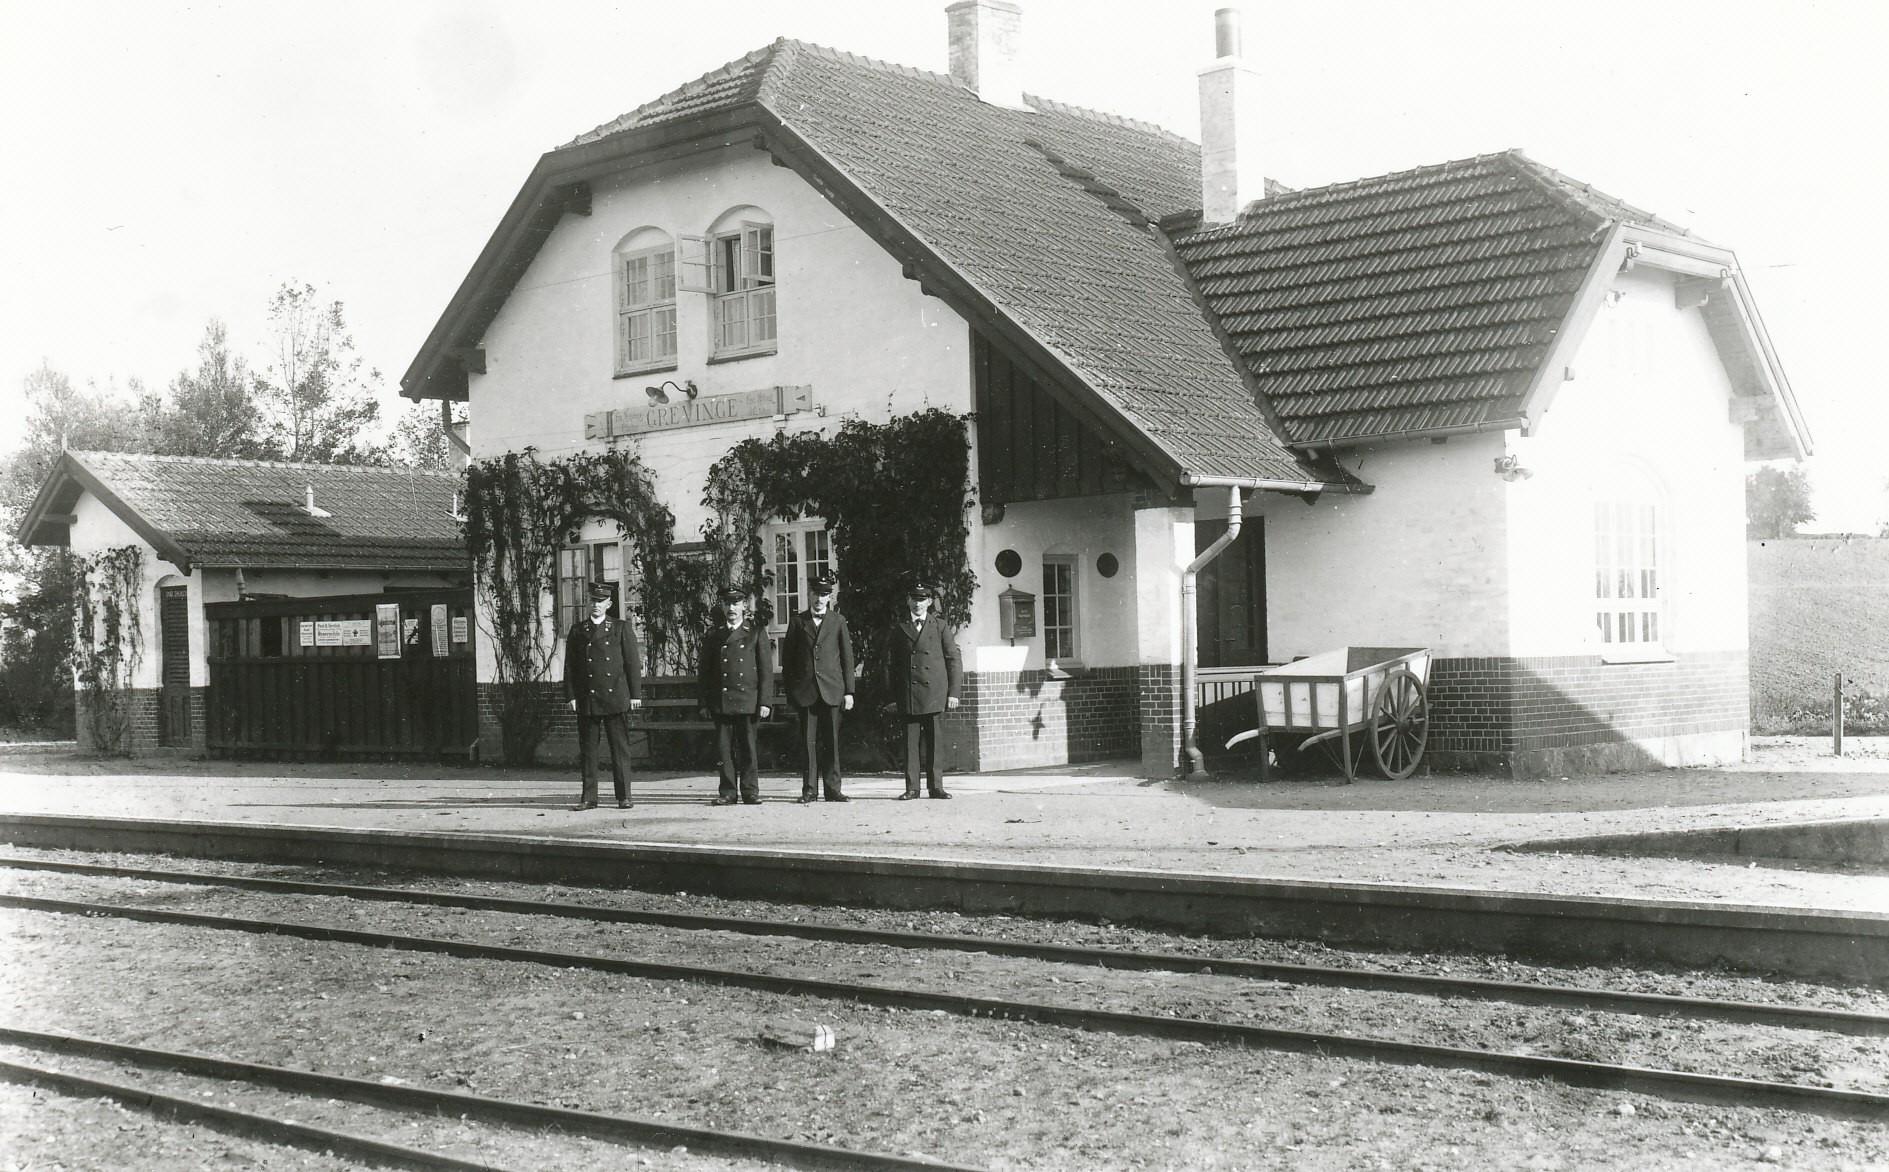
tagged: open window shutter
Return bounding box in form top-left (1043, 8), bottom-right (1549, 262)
top-left (677, 235), bottom-right (715, 293)
top-left (740, 222), bottom-right (774, 285)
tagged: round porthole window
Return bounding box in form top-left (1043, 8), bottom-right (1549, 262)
top-left (994, 549), bottom-right (1022, 578)
top-left (1096, 552), bottom-right (1119, 578)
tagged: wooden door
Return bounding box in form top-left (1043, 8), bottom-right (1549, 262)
top-left (158, 585), bottom-right (191, 746)
top-left (1196, 517), bottom-right (1267, 667)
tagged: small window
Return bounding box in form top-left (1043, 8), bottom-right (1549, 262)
top-left (557, 539), bottom-right (623, 634)
top-left (705, 221), bottom-right (776, 359)
top-left (615, 237), bottom-right (677, 375)
top-left (764, 519), bottom-right (833, 631)
top-left (1593, 498), bottom-right (1666, 660)
top-left (1042, 555), bottom-right (1078, 664)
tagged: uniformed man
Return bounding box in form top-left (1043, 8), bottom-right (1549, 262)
top-left (886, 579), bottom-right (961, 799)
top-left (698, 587), bottom-right (774, 805)
top-left (563, 581), bottom-right (643, 810)
top-left (781, 570), bottom-right (855, 803)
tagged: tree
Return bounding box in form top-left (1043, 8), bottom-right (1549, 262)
top-left (1746, 465), bottom-right (1815, 539)
top-left (255, 281), bottom-right (382, 464)
top-left (141, 320), bottom-right (274, 459)
top-left (384, 398), bottom-right (464, 471)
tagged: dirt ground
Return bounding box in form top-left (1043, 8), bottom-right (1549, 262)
top-left (3, 854), bottom-right (1887, 1171)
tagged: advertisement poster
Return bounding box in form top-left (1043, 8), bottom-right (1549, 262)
top-left (375, 603), bottom-right (402, 660)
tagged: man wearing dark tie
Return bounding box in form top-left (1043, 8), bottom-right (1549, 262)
top-left (886, 578), bottom-right (962, 800)
top-left (563, 581), bottom-right (642, 810)
top-left (698, 587), bottom-right (774, 806)
top-left (781, 570), bottom-right (855, 803)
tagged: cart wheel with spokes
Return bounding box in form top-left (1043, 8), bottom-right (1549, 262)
top-left (1368, 667), bottom-right (1427, 779)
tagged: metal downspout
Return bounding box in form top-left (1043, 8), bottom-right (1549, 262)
top-left (1180, 485), bottom-right (1242, 780)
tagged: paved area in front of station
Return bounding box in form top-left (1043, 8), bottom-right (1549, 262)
top-left (1, 738), bottom-right (1885, 914)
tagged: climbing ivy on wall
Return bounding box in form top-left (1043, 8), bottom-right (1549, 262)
top-left (463, 446), bottom-right (699, 763)
top-left (701, 409), bottom-right (977, 749)
top-left (71, 545), bottom-right (144, 755)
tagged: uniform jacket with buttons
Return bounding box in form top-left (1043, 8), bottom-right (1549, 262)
top-left (563, 613), bottom-right (643, 717)
top-left (781, 608), bottom-right (855, 708)
top-left (698, 622), bottom-right (775, 716)
top-left (886, 616), bottom-right (962, 716)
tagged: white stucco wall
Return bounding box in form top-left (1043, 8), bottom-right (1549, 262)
top-left (68, 494), bottom-right (190, 691)
top-left (1250, 433), bottom-right (1512, 662)
top-left (466, 145), bottom-right (977, 681)
top-left (1504, 267), bottom-right (1750, 658)
top-left (964, 494), bottom-right (1139, 672)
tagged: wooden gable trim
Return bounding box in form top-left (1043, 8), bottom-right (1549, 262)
top-left (1516, 226), bottom-right (1811, 461)
top-left (14, 453), bottom-right (195, 571)
top-left (401, 107), bottom-right (762, 404)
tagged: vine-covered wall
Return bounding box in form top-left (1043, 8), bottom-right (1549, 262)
top-left (70, 544), bottom-right (144, 755)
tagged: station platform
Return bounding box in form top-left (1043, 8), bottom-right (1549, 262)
top-left (0, 737), bottom-right (1885, 917)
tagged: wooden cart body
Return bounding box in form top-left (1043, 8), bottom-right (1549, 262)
top-left (1232, 646), bottom-right (1431, 781)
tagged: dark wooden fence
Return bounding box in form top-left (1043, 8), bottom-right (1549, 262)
top-left (204, 589), bottom-right (476, 759)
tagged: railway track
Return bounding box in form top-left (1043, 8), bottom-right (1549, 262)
top-left (4, 853), bottom-right (1883, 1038)
top-left (0, 1027), bottom-right (986, 1172)
top-left (3, 880), bottom-right (1885, 1123)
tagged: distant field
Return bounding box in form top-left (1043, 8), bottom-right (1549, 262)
top-left (1747, 537), bottom-right (1889, 732)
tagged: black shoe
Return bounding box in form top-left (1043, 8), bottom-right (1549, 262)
top-left (825, 793), bottom-right (849, 803)
top-left (617, 800), bottom-right (632, 809)
top-left (710, 796), bottom-right (740, 807)
top-left (742, 796), bottom-right (763, 805)
top-left (897, 791), bottom-right (921, 801)
top-left (796, 794), bottom-right (815, 804)
top-left (572, 801), bottom-right (599, 811)
top-left (928, 789), bottom-right (952, 799)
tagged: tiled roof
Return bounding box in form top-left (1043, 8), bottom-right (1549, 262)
top-left (565, 40), bottom-right (1316, 483)
top-left (63, 451), bottom-right (466, 572)
top-left (1168, 151), bottom-right (1683, 447)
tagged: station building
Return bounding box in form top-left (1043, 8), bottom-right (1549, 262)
top-left (402, 2), bottom-right (1809, 778)
top-left (14, 451), bottom-right (470, 756)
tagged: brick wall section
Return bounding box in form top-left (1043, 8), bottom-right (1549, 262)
top-left (1137, 664), bottom-right (1181, 777)
top-left (1429, 651), bottom-right (1748, 776)
top-left (963, 667), bottom-right (1138, 771)
top-left (75, 688), bottom-right (163, 754)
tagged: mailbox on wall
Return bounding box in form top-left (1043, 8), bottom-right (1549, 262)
top-left (999, 586), bottom-right (1037, 642)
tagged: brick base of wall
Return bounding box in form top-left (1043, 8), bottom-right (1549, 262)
top-left (1428, 650), bottom-right (1748, 778)
top-left (960, 667), bottom-right (1139, 772)
top-left (75, 687), bottom-right (205, 755)
top-left (1137, 664), bottom-right (1181, 777)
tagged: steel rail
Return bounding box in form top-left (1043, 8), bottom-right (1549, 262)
top-left (0, 1028), bottom-right (987, 1172)
top-left (4, 854), bottom-right (1884, 1037)
top-left (0, 1054), bottom-right (518, 1172)
top-left (4, 893), bottom-right (1886, 1122)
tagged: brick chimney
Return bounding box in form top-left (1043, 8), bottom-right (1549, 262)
top-left (1198, 8), bottom-right (1264, 223)
top-left (947, 0), bottom-right (1026, 109)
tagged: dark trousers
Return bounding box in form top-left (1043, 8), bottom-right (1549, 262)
top-left (714, 714), bottom-right (760, 800)
top-left (797, 701), bottom-right (844, 798)
top-left (902, 712), bottom-right (944, 795)
top-left (576, 710), bottom-right (634, 803)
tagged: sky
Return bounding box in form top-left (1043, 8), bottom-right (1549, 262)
top-left (2, 0), bottom-right (1884, 530)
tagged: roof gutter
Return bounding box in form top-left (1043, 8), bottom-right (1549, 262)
top-left (1289, 416), bottom-right (1530, 453)
top-left (1179, 472), bottom-right (1373, 497)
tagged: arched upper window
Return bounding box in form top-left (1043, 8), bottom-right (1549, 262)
top-left (682, 207), bottom-right (776, 360)
top-left (613, 227), bottom-right (676, 375)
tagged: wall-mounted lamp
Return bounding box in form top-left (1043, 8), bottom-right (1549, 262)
top-left (981, 502), bottom-right (1006, 525)
top-left (1493, 455), bottom-right (1534, 483)
top-left (645, 379), bottom-right (698, 405)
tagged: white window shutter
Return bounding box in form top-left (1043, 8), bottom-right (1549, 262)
top-left (677, 235), bottom-right (715, 293)
top-left (740, 222), bottom-right (774, 285)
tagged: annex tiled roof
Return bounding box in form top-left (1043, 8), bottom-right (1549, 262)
top-left (1168, 151), bottom-right (1689, 447)
top-left (30, 451), bottom-right (466, 572)
top-left (564, 39), bottom-right (1319, 484)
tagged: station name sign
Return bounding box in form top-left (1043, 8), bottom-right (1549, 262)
top-left (585, 385), bottom-right (815, 440)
